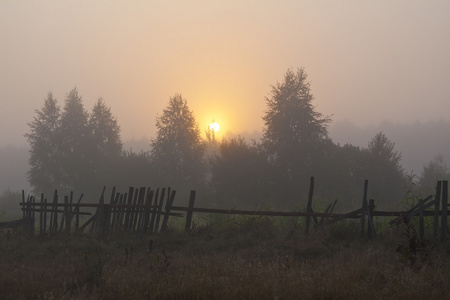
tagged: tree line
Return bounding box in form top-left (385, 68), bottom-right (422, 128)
top-left (25, 68), bottom-right (448, 209)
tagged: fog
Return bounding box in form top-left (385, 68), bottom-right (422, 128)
top-left (1, 1), bottom-right (450, 194)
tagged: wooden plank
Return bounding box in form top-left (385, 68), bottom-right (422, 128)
top-left (149, 188), bottom-right (160, 232)
top-left (118, 193), bottom-right (126, 231)
top-left (161, 190), bottom-right (176, 232)
top-left (123, 187), bottom-right (134, 231)
top-left (142, 189), bottom-right (154, 233)
top-left (97, 187), bottom-right (106, 237)
top-left (26, 195), bottom-right (32, 234)
top-left (39, 193), bottom-right (44, 236)
top-left (419, 199), bottom-right (424, 240)
top-left (75, 193), bottom-right (84, 232)
top-left (184, 190), bottom-right (196, 232)
top-left (80, 214), bottom-right (97, 232)
top-left (43, 197), bottom-right (47, 235)
top-left (137, 188), bottom-right (148, 232)
top-left (361, 180), bottom-right (368, 238)
top-left (66, 192), bottom-right (73, 233)
top-left (154, 188), bottom-right (166, 232)
top-left (107, 187), bottom-right (117, 232)
top-left (22, 190), bottom-right (25, 221)
top-left (367, 199), bottom-right (376, 239)
top-left (305, 177), bottom-right (315, 234)
top-left (52, 190), bottom-right (58, 234)
top-left (132, 187), bottom-right (145, 232)
top-left (442, 180), bottom-right (448, 242)
top-left (433, 181), bottom-right (442, 242)
top-left (59, 196), bottom-right (68, 232)
top-left (318, 200), bottom-right (335, 227)
top-left (110, 192), bottom-right (121, 232)
top-left (31, 196), bottom-right (36, 234)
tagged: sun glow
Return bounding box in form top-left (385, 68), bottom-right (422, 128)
top-left (209, 122), bottom-right (220, 133)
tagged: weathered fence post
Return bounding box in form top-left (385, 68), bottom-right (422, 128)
top-left (305, 177), bottom-right (315, 234)
top-left (132, 187), bottom-right (145, 231)
top-left (433, 181), bottom-right (442, 242)
top-left (142, 188), bottom-right (154, 233)
top-left (361, 180), bottom-right (368, 238)
top-left (185, 190), bottom-right (196, 232)
top-left (367, 199), bottom-right (376, 238)
top-left (26, 196), bottom-right (33, 235)
top-left (22, 190), bottom-right (25, 221)
top-left (59, 196), bottom-right (68, 232)
top-left (124, 187), bottom-right (134, 231)
top-left (419, 199), bottom-right (424, 240)
top-left (110, 192), bottom-right (120, 232)
top-left (31, 196), bottom-right (36, 234)
top-left (51, 190), bottom-right (58, 234)
top-left (154, 188), bottom-right (167, 232)
top-left (43, 196), bottom-right (47, 236)
top-left (75, 193), bottom-right (83, 232)
top-left (441, 180), bottom-right (448, 242)
top-left (136, 187), bottom-right (147, 232)
top-left (161, 190), bottom-right (176, 232)
top-left (149, 188), bottom-right (160, 232)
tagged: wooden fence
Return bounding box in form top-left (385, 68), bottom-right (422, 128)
top-left (13, 178), bottom-right (450, 241)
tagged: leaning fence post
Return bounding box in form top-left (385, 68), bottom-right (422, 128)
top-left (43, 197), bottom-right (48, 236)
top-left (361, 180), bottom-right (368, 238)
top-left (419, 199), bottom-right (424, 240)
top-left (185, 190), bottom-right (196, 232)
top-left (368, 199), bottom-right (376, 239)
top-left (22, 190), bottom-right (25, 221)
top-left (433, 181), bottom-right (442, 242)
top-left (305, 177), bottom-right (315, 235)
top-left (161, 190), bottom-right (176, 232)
top-left (154, 188), bottom-right (166, 232)
top-left (39, 193), bottom-right (44, 236)
top-left (441, 180), bottom-right (448, 242)
top-left (51, 190), bottom-right (58, 234)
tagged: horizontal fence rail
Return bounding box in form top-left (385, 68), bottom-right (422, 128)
top-left (8, 178), bottom-right (449, 241)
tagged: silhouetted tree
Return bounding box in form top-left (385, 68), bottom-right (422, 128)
top-left (150, 94), bottom-right (205, 188)
top-left (85, 98), bottom-right (123, 190)
top-left (262, 68), bottom-right (331, 204)
top-left (365, 132), bottom-right (405, 206)
top-left (88, 98), bottom-right (123, 160)
top-left (25, 92), bottom-right (62, 193)
top-left (417, 154), bottom-right (450, 197)
top-left (58, 88), bottom-right (91, 191)
top-left (26, 89), bottom-right (125, 196)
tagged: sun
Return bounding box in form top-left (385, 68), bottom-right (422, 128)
top-left (209, 122), bottom-right (220, 133)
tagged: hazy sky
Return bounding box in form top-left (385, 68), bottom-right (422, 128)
top-left (1, 1), bottom-right (449, 146)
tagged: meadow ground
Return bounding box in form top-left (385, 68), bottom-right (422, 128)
top-left (0, 215), bottom-right (449, 299)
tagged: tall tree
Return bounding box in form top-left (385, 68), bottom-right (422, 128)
top-left (262, 68), bottom-right (331, 202)
top-left (86, 98), bottom-right (123, 189)
top-left (59, 88), bottom-right (90, 191)
top-left (88, 98), bottom-right (123, 160)
top-left (150, 94), bottom-right (205, 187)
top-left (25, 92), bottom-right (62, 193)
top-left (418, 154), bottom-right (449, 197)
top-left (365, 132), bottom-right (405, 206)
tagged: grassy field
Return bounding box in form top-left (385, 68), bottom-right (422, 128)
top-left (0, 215), bottom-right (449, 299)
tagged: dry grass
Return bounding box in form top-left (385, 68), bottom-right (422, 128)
top-left (1, 218), bottom-right (450, 299)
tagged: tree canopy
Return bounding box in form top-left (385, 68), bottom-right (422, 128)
top-left (25, 92), bottom-right (62, 193)
top-left (26, 89), bottom-right (123, 195)
top-left (261, 68), bottom-right (332, 203)
top-left (150, 94), bottom-right (205, 188)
